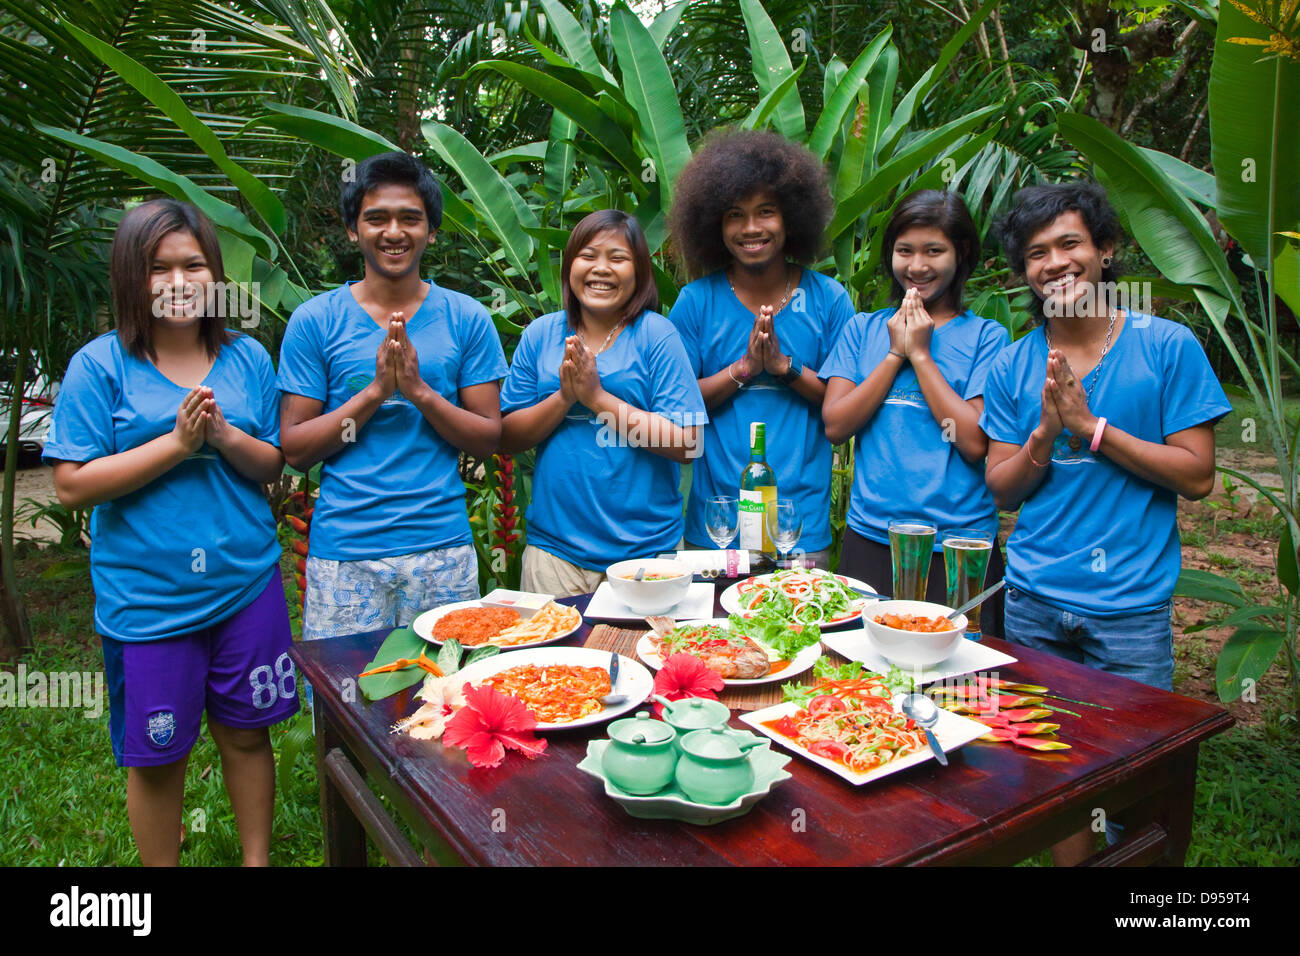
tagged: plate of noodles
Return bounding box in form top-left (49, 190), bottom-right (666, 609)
top-left (738, 676), bottom-right (987, 785)
top-left (453, 647), bottom-right (654, 730)
top-left (412, 600), bottom-right (583, 649)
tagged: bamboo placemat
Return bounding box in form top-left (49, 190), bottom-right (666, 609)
top-left (584, 624), bottom-right (848, 712)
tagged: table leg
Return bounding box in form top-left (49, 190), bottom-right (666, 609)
top-left (316, 705), bottom-right (367, 867)
top-left (1082, 746), bottom-right (1200, 867)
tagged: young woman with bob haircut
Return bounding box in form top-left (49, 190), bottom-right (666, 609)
top-left (44, 199), bottom-right (295, 865)
top-left (821, 190), bottom-right (1009, 632)
top-left (500, 209), bottom-right (706, 596)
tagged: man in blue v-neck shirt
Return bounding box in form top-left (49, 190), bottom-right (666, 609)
top-left (277, 152), bottom-right (507, 641)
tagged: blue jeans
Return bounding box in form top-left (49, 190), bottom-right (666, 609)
top-left (1002, 586), bottom-right (1174, 691)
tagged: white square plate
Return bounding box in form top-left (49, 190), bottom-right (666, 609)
top-left (582, 581), bottom-right (715, 621)
top-left (738, 697), bottom-right (989, 786)
top-left (821, 627), bottom-right (1019, 686)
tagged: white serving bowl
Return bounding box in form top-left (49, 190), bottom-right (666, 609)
top-left (605, 558), bottom-right (693, 615)
top-left (863, 599), bottom-right (967, 668)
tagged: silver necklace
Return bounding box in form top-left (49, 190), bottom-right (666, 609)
top-left (728, 264), bottom-right (794, 316)
top-left (575, 318), bottom-right (626, 356)
top-left (1045, 309), bottom-right (1118, 452)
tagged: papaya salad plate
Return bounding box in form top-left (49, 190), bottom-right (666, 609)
top-left (635, 617), bottom-right (823, 686)
top-left (738, 673), bottom-right (987, 785)
top-left (720, 569), bottom-right (878, 628)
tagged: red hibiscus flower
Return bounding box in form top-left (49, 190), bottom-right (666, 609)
top-left (652, 653), bottom-right (726, 716)
top-left (443, 682), bottom-right (549, 769)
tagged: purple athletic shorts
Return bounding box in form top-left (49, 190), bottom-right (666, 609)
top-left (101, 569), bottom-right (299, 767)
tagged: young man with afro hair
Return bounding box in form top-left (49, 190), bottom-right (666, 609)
top-left (667, 128), bottom-right (853, 565)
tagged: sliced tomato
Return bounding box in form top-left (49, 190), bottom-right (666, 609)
top-left (807, 694), bottom-right (849, 718)
top-left (766, 716), bottom-right (799, 738)
top-left (809, 739), bottom-right (851, 762)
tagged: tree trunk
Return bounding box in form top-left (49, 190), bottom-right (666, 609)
top-left (1, 338), bottom-right (34, 660)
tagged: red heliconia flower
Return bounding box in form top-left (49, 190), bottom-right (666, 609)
top-left (652, 653), bottom-right (726, 716)
top-left (443, 682), bottom-right (548, 769)
top-left (491, 453), bottom-right (523, 564)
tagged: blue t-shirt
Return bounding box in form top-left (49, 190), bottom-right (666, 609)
top-left (42, 331), bottom-right (282, 642)
top-left (500, 310), bottom-right (707, 570)
top-left (820, 308), bottom-right (1009, 548)
top-left (276, 281), bottom-right (508, 561)
top-left (668, 269), bottom-right (853, 551)
top-left (979, 313), bottom-right (1231, 617)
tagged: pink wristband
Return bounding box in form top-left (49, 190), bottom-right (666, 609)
top-left (1090, 417), bottom-right (1107, 452)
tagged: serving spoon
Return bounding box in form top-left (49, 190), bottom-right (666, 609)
top-left (900, 693), bottom-right (948, 767)
top-left (601, 652), bottom-right (628, 706)
top-left (947, 579), bottom-right (1004, 621)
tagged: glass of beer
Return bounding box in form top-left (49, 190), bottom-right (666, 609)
top-left (888, 518), bottom-right (936, 601)
top-left (943, 528), bottom-right (993, 640)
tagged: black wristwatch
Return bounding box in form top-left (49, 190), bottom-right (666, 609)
top-left (780, 353), bottom-right (802, 385)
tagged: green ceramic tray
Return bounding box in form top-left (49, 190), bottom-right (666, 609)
top-left (577, 738), bottom-right (792, 825)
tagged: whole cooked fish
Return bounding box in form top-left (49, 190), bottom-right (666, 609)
top-left (645, 617), bottom-right (770, 679)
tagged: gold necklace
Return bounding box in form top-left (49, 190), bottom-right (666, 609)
top-left (728, 264), bottom-right (794, 316)
top-left (1045, 309), bottom-right (1118, 452)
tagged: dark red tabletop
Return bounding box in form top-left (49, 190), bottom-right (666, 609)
top-left (292, 591), bottom-right (1232, 866)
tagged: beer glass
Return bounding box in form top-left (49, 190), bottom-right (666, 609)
top-left (888, 518), bottom-right (936, 601)
top-left (943, 528), bottom-right (993, 640)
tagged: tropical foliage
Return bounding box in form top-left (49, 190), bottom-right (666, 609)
top-left (1, 0), bottom-right (1295, 708)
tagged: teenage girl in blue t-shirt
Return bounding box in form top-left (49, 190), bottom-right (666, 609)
top-left (821, 191), bottom-right (1008, 634)
top-left (500, 210), bottom-right (705, 596)
top-left (44, 200), bottom-right (296, 865)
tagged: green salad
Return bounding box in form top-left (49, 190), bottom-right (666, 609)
top-left (737, 568), bottom-right (866, 625)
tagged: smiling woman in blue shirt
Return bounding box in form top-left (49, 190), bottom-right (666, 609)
top-left (500, 210), bottom-right (706, 597)
top-left (45, 199), bottom-right (296, 866)
top-left (821, 190), bottom-right (1009, 633)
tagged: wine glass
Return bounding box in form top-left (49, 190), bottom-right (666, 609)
top-left (705, 496), bottom-right (739, 549)
top-left (765, 500), bottom-right (803, 568)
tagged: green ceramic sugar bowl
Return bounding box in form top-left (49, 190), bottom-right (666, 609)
top-left (602, 710), bottom-right (678, 795)
top-left (675, 727), bottom-right (767, 805)
top-left (656, 695), bottom-right (732, 751)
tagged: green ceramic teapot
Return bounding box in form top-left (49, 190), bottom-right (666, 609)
top-left (675, 727), bottom-right (766, 805)
top-left (656, 695), bottom-right (731, 751)
top-left (602, 710), bottom-right (678, 795)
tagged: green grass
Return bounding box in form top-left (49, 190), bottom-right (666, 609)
top-left (5, 539), bottom-right (1298, 866)
top-left (1215, 392), bottom-right (1300, 453)
top-left (1, 540), bottom-right (322, 866)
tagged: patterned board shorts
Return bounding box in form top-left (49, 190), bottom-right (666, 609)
top-left (302, 544), bottom-right (479, 642)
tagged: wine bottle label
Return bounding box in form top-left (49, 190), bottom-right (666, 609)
top-left (739, 492), bottom-right (766, 550)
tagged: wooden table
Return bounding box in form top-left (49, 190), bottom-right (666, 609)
top-left (291, 591), bottom-right (1233, 867)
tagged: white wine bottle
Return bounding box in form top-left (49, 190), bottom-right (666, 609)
top-left (738, 421), bottom-right (777, 555)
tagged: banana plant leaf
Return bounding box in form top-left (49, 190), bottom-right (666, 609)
top-left (1208, 0), bottom-right (1300, 263)
top-left (740, 0), bottom-right (805, 141)
top-left (423, 121), bottom-right (539, 279)
top-left (31, 123), bottom-right (275, 260)
top-left (358, 626), bottom-right (429, 701)
top-left (1216, 624), bottom-right (1289, 703)
top-left (609, 3), bottom-right (691, 207)
top-left (808, 27), bottom-right (892, 161)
